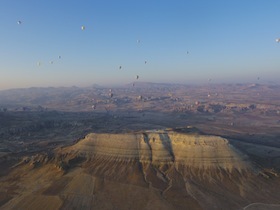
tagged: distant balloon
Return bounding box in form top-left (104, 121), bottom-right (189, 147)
top-left (144, 61), bottom-right (147, 64)
top-left (276, 38), bottom-right (280, 43)
top-left (17, 21), bottom-right (22, 25)
top-left (187, 51), bottom-right (189, 54)
top-left (137, 40), bottom-right (140, 43)
top-left (58, 55), bottom-right (61, 59)
top-left (92, 105), bottom-right (96, 110)
top-left (81, 25), bottom-right (85, 30)
top-left (37, 62), bottom-right (41, 66)
top-left (132, 83), bottom-right (135, 87)
top-left (257, 77), bottom-right (260, 80)
top-left (109, 93), bottom-right (113, 98)
top-left (136, 75), bottom-right (139, 80)
top-left (49, 61), bottom-right (53, 64)
top-left (119, 66), bottom-right (122, 70)
top-left (138, 95), bottom-right (142, 100)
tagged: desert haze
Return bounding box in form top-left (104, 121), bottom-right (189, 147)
top-left (0, 83), bottom-right (280, 210)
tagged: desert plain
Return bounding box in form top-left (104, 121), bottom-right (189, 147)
top-left (0, 82), bottom-right (280, 210)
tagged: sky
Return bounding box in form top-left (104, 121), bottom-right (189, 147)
top-left (0, 0), bottom-right (280, 90)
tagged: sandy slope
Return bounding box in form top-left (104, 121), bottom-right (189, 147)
top-left (0, 129), bottom-right (279, 210)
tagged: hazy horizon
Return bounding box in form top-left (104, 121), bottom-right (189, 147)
top-left (1, 0), bottom-right (280, 90)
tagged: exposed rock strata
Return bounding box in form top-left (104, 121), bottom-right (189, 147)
top-left (61, 131), bottom-right (251, 171)
top-left (1, 130), bottom-right (280, 210)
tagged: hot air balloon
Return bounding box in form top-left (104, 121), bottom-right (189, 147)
top-left (81, 25), bottom-right (85, 30)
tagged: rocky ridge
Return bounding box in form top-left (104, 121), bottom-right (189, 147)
top-left (1, 129), bottom-right (280, 210)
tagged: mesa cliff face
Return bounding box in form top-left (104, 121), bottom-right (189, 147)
top-left (62, 131), bottom-right (250, 170)
top-left (1, 130), bottom-right (280, 210)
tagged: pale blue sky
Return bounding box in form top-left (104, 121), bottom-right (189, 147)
top-left (0, 0), bottom-right (280, 90)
